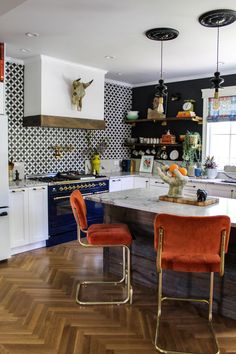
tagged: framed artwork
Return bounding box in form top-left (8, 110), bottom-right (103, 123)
top-left (139, 155), bottom-right (154, 173)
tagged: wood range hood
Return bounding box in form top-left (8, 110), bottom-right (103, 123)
top-left (23, 115), bottom-right (106, 129)
top-left (23, 55), bottom-right (107, 130)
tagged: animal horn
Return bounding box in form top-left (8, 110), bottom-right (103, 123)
top-left (83, 79), bottom-right (93, 89)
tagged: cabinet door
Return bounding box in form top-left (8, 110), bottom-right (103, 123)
top-left (184, 183), bottom-right (206, 197)
top-left (9, 188), bottom-right (29, 247)
top-left (121, 176), bottom-right (134, 190)
top-left (28, 186), bottom-right (48, 243)
top-left (205, 184), bottom-right (233, 198)
top-left (109, 178), bottom-right (122, 192)
top-left (149, 179), bottom-right (168, 195)
top-left (134, 177), bottom-right (150, 189)
top-left (232, 188), bottom-right (236, 199)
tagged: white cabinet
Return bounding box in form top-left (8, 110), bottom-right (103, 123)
top-left (28, 186), bottom-right (48, 243)
top-left (184, 182), bottom-right (206, 196)
top-left (134, 176), bottom-right (150, 189)
top-left (205, 184), bottom-right (234, 198)
top-left (9, 188), bottom-right (29, 248)
top-left (149, 178), bottom-right (168, 195)
top-left (109, 176), bottom-right (134, 192)
top-left (109, 178), bottom-right (122, 192)
top-left (232, 188), bottom-right (236, 199)
top-left (9, 186), bottom-right (48, 252)
top-left (121, 176), bottom-right (134, 190)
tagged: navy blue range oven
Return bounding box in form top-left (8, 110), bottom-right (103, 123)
top-left (46, 179), bottom-right (109, 246)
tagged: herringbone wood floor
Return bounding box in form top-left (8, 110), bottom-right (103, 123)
top-left (0, 241), bottom-right (236, 354)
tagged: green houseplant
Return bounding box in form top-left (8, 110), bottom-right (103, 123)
top-left (182, 131), bottom-right (201, 176)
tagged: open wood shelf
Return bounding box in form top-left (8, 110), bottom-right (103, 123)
top-left (125, 116), bottom-right (203, 125)
top-left (124, 143), bottom-right (182, 148)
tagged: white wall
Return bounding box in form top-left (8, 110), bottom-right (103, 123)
top-left (24, 55), bottom-right (106, 120)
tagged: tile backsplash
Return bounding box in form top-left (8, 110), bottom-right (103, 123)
top-left (6, 62), bottom-right (132, 175)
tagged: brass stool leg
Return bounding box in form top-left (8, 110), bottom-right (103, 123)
top-left (76, 245), bottom-right (132, 305)
top-left (154, 271), bottom-right (220, 354)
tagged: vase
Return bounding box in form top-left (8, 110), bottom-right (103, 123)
top-left (91, 153), bottom-right (101, 175)
top-left (206, 168), bottom-right (218, 179)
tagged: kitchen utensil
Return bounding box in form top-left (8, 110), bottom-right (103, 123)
top-left (169, 150), bottom-right (179, 160)
top-left (161, 151), bottom-right (168, 159)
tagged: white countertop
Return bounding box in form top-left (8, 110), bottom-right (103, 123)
top-left (9, 180), bottom-right (48, 189)
top-left (85, 188), bottom-right (236, 227)
top-left (8, 173), bottom-right (236, 189)
top-left (106, 171), bottom-right (236, 186)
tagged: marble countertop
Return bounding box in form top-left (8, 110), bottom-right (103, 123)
top-left (85, 188), bottom-right (236, 227)
top-left (9, 180), bottom-right (48, 189)
top-left (106, 171), bottom-right (236, 186)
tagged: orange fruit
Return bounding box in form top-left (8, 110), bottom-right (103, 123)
top-left (169, 164), bottom-right (179, 173)
top-left (179, 167), bottom-right (188, 176)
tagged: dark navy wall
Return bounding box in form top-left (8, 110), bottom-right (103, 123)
top-left (132, 73), bottom-right (236, 119)
top-left (131, 74), bottom-right (236, 160)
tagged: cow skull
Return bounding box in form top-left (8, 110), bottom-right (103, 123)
top-left (71, 78), bottom-right (93, 111)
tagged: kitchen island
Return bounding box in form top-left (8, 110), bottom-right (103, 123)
top-left (86, 189), bottom-right (236, 319)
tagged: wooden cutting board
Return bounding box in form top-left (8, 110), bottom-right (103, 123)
top-left (159, 195), bottom-right (219, 206)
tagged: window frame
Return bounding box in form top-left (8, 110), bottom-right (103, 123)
top-left (201, 85), bottom-right (236, 169)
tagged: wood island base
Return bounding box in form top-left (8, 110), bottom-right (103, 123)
top-left (103, 204), bottom-right (236, 320)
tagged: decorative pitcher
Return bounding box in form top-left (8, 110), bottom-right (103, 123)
top-left (91, 153), bottom-right (101, 175)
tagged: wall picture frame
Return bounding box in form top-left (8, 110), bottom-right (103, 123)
top-left (139, 155), bottom-right (154, 173)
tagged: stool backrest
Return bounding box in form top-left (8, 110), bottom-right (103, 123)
top-left (154, 214), bottom-right (231, 255)
top-left (70, 190), bottom-right (88, 230)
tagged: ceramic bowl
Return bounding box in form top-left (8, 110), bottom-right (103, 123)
top-left (126, 111), bottom-right (139, 120)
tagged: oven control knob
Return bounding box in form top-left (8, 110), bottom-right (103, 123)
top-left (59, 187), bottom-right (63, 191)
top-left (72, 186), bottom-right (76, 190)
top-left (77, 185), bottom-right (81, 189)
top-left (63, 187), bottom-right (67, 191)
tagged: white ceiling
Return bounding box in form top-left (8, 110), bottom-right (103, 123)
top-left (0, 0), bottom-right (236, 85)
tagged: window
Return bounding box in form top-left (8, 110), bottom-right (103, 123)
top-left (206, 121), bottom-right (236, 169)
top-left (202, 87), bottom-right (236, 170)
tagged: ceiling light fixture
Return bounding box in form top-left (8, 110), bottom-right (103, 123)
top-left (145, 27), bottom-right (179, 115)
top-left (25, 32), bottom-right (39, 38)
top-left (199, 9), bottom-right (236, 111)
top-left (104, 55), bottom-right (116, 60)
top-left (19, 48), bottom-right (31, 53)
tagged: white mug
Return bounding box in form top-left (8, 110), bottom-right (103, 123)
top-left (139, 150), bottom-right (145, 156)
top-left (146, 149), bottom-right (150, 154)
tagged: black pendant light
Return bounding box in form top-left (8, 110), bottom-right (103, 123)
top-left (145, 28), bottom-right (179, 114)
top-left (199, 9), bottom-right (236, 110)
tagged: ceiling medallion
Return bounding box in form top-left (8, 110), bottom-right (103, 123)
top-left (199, 9), bottom-right (236, 27)
top-left (145, 27), bottom-right (179, 41)
top-left (145, 28), bottom-right (179, 116)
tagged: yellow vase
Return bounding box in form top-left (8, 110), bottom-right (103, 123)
top-left (91, 154), bottom-right (100, 175)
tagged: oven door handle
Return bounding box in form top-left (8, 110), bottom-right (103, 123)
top-left (53, 192), bottom-right (93, 201)
top-left (53, 196), bottom-right (71, 200)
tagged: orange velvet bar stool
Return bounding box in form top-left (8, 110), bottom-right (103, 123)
top-left (154, 214), bottom-right (231, 354)
top-left (70, 190), bottom-right (133, 305)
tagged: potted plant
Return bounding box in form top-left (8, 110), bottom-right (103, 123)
top-left (203, 156), bottom-right (218, 179)
top-left (182, 131), bottom-right (201, 176)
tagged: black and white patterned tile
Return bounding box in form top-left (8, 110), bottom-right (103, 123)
top-left (6, 62), bottom-right (132, 174)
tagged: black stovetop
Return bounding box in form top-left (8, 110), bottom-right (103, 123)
top-left (28, 171), bottom-right (107, 183)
